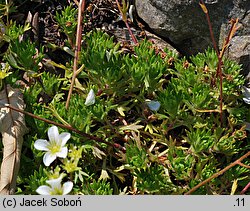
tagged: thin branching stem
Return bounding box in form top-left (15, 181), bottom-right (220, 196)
top-left (2, 103), bottom-right (126, 152)
top-left (199, 1), bottom-right (239, 126)
top-left (217, 19), bottom-right (238, 125)
top-left (219, 18), bottom-right (239, 61)
top-left (236, 161), bottom-right (250, 169)
top-left (241, 182), bottom-right (250, 195)
top-left (66, 0), bottom-right (86, 109)
top-left (217, 59), bottom-right (223, 125)
top-left (115, 0), bottom-right (138, 44)
top-left (185, 150), bottom-right (250, 195)
top-left (199, 0), bottom-right (219, 56)
top-left (124, 19), bottom-right (138, 44)
top-left (200, 1), bottom-right (223, 124)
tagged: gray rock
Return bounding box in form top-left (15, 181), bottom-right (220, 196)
top-left (135, 0), bottom-right (250, 73)
top-left (227, 36), bottom-right (250, 76)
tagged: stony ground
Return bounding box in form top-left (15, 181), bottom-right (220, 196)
top-left (15, 0), bottom-right (143, 56)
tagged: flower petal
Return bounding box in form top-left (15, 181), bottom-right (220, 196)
top-left (48, 126), bottom-right (59, 142)
top-left (56, 147), bottom-right (68, 158)
top-left (62, 181), bottom-right (73, 195)
top-left (85, 89), bottom-right (95, 106)
top-left (34, 139), bottom-right (49, 151)
top-left (243, 97), bottom-right (250, 104)
top-left (146, 100), bottom-right (161, 111)
top-left (43, 152), bottom-right (57, 166)
top-left (58, 132), bottom-right (71, 146)
top-left (46, 176), bottom-right (63, 189)
top-left (242, 86), bottom-right (250, 97)
top-left (36, 185), bottom-right (52, 195)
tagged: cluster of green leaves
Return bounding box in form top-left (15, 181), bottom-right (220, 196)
top-left (0, 0), bottom-right (16, 19)
top-left (55, 4), bottom-right (78, 47)
top-left (0, 14), bottom-right (34, 88)
top-left (20, 29), bottom-right (249, 194)
top-left (1, 3), bottom-right (249, 195)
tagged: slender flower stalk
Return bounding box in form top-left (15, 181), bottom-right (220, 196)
top-left (66, 0), bottom-right (86, 109)
top-left (1, 103), bottom-right (126, 152)
top-left (115, 0), bottom-right (138, 44)
top-left (199, 1), bottom-right (239, 126)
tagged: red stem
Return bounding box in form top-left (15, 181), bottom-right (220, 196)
top-left (115, 0), bottom-right (138, 44)
top-left (66, 0), bottom-right (86, 109)
top-left (185, 150), bottom-right (250, 195)
top-left (200, 0), bottom-right (219, 57)
top-left (125, 20), bottom-right (138, 44)
top-left (216, 58), bottom-right (223, 125)
top-left (3, 104), bottom-right (126, 152)
top-left (241, 182), bottom-right (250, 195)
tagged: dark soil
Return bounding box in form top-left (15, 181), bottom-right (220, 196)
top-left (7, 0), bottom-right (144, 66)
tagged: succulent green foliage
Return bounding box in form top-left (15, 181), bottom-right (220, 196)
top-left (134, 165), bottom-right (176, 194)
top-left (0, 0), bottom-right (16, 18)
top-left (168, 148), bottom-right (195, 181)
top-left (81, 178), bottom-right (113, 195)
top-left (158, 83), bottom-right (184, 119)
top-left (5, 21), bottom-right (30, 42)
top-left (186, 128), bottom-right (215, 154)
top-left (20, 166), bottom-right (48, 195)
top-left (41, 72), bottom-right (62, 96)
top-left (2, 24), bottom-right (248, 195)
top-left (125, 143), bottom-right (148, 169)
top-left (5, 38), bottom-right (43, 76)
top-left (125, 40), bottom-right (167, 94)
top-left (80, 31), bottom-right (170, 98)
top-left (0, 21), bottom-right (31, 87)
top-left (55, 4), bottom-right (77, 46)
top-left (80, 30), bottom-right (126, 93)
top-left (0, 62), bottom-right (12, 89)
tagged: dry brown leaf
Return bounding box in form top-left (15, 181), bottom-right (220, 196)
top-left (0, 85), bottom-right (28, 195)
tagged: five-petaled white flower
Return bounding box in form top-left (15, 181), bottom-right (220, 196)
top-left (34, 126), bottom-right (70, 166)
top-left (36, 175), bottom-right (73, 195)
top-left (85, 89), bottom-right (95, 106)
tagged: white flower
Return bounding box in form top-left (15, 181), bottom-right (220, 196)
top-left (34, 126), bottom-right (70, 166)
top-left (242, 86), bottom-right (250, 104)
top-left (145, 100), bottom-right (161, 111)
top-left (85, 89), bottom-right (95, 106)
top-left (36, 175), bottom-right (73, 195)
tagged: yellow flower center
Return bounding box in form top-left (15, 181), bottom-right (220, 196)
top-left (48, 140), bottom-right (61, 154)
top-left (50, 187), bottom-right (63, 195)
